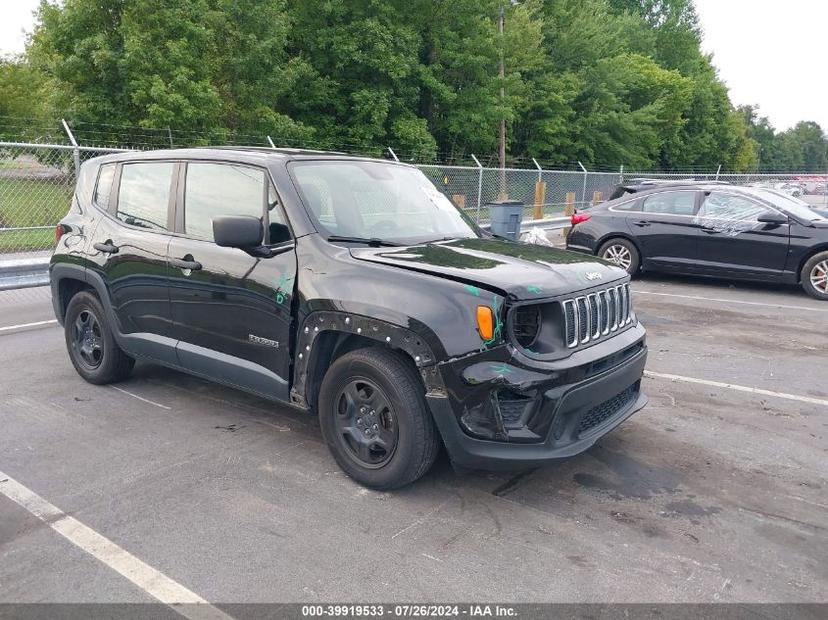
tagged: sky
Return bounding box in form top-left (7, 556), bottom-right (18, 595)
top-left (693, 0), bottom-right (828, 132)
top-left (1, 0), bottom-right (827, 133)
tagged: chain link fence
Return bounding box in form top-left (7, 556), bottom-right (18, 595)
top-left (0, 142), bottom-right (127, 260)
top-left (1, 126), bottom-right (827, 294)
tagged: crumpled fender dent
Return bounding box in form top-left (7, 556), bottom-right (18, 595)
top-left (291, 309), bottom-right (445, 408)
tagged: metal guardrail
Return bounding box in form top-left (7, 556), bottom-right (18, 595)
top-left (518, 216), bottom-right (569, 230)
top-left (0, 256), bottom-right (50, 291)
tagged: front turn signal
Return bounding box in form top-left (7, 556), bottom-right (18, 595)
top-left (476, 305), bottom-right (494, 341)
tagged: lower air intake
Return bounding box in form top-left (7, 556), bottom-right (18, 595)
top-left (577, 383), bottom-right (638, 436)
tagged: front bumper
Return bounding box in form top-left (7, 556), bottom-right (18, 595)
top-left (428, 324), bottom-right (648, 470)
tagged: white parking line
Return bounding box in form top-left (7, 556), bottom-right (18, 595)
top-left (110, 386), bottom-right (172, 411)
top-left (644, 370), bottom-right (828, 408)
top-left (0, 471), bottom-right (232, 620)
top-left (633, 290), bottom-right (828, 312)
top-left (0, 319), bottom-right (58, 332)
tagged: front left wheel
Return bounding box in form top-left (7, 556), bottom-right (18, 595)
top-left (801, 251), bottom-right (828, 300)
top-left (64, 291), bottom-right (135, 384)
top-left (318, 347), bottom-right (440, 489)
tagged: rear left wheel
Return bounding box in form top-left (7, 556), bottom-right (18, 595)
top-left (598, 238), bottom-right (640, 275)
top-left (64, 291), bottom-right (135, 384)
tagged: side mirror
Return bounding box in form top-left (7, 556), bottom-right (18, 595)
top-left (213, 215), bottom-right (264, 249)
top-left (757, 212), bottom-right (788, 225)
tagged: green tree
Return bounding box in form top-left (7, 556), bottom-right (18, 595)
top-left (0, 58), bottom-right (49, 122)
top-left (777, 122), bottom-right (828, 172)
top-left (13, 0), bottom-right (802, 171)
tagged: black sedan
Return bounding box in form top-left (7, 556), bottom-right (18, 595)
top-left (566, 183), bottom-right (828, 300)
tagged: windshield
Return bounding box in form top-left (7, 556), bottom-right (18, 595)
top-left (289, 161), bottom-right (480, 244)
top-left (741, 187), bottom-right (826, 222)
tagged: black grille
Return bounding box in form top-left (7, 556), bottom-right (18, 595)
top-left (576, 297), bottom-right (588, 342)
top-left (606, 291), bottom-right (616, 329)
top-left (588, 295), bottom-right (599, 338)
top-left (564, 301), bottom-right (576, 346)
top-left (513, 305), bottom-right (541, 348)
top-left (577, 384), bottom-right (638, 436)
top-left (600, 291), bottom-right (611, 333)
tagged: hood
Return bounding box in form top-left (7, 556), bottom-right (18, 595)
top-left (350, 238), bottom-right (626, 300)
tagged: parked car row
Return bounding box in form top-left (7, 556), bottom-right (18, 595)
top-left (566, 181), bottom-right (828, 300)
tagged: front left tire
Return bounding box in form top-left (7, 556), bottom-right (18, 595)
top-left (64, 291), bottom-right (135, 384)
top-left (318, 347), bottom-right (440, 489)
top-left (801, 251), bottom-right (828, 300)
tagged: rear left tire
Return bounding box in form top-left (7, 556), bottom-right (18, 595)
top-left (598, 238), bottom-right (640, 276)
top-left (64, 291), bottom-right (135, 384)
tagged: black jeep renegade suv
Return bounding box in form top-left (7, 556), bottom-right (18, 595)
top-left (50, 148), bottom-right (648, 488)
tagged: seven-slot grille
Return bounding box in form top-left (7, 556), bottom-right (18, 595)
top-left (562, 284), bottom-right (632, 349)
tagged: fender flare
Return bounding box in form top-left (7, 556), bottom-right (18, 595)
top-left (50, 264), bottom-right (139, 350)
top-left (291, 310), bottom-right (444, 408)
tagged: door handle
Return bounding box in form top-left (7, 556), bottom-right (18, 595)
top-left (632, 220), bottom-right (651, 227)
top-left (170, 255), bottom-right (202, 272)
top-left (93, 241), bottom-right (119, 254)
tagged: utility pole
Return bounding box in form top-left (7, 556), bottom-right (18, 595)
top-left (498, 5), bottom-right (507, 199)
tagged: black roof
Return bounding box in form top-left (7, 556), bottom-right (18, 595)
top-left (87, 146), bottom-right (399, 166)
top-left (609, 179), bottom-right (732, 200)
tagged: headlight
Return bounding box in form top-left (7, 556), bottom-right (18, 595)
top-left (512, 305), bottom-right (541, 348)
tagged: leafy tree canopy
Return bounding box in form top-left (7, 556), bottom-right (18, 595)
top-left (6, 0), bottom-right (820, 170)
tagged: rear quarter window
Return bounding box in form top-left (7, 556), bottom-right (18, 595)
top-left (74, 161), bottom-right (99, 206)
top-left (94, 164), bottom-right (116, 210)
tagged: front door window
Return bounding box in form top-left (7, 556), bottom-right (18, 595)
top-left (694, 192), bottom-right (769, 236)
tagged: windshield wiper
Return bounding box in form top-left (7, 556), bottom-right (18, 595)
top-left (326, 235), bottom-right (402, 247)
top-left (422, 236), bottom-right (461, 244)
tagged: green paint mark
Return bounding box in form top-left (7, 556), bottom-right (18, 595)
top-left (526, 285), bottom-right (543, 295)
top-left (464, 284), bottom-right (481, 296)
top-left (490, 362), bottom-right (513, 375)
top-left (275, 273), bottom-right (295, 305)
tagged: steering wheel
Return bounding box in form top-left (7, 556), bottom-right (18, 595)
top-left (370, 220), bottom-right (398, 236)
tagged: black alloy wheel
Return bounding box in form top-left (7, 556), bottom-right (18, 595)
top-left (71, 308), bottom-right (104, 370)
top-left (64, 291), bottom-right (135, 384)
top-left (333, 378), bottom-right (398, 468)
top-left (318, 347), bottom-right (440, 489)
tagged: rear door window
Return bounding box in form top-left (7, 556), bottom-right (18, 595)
top-left (640, 191), bottom-right (697, 216)
top-left (116, 162), bottom-right (174, 230)
top-left (183, 163), bottom-right (265, 242)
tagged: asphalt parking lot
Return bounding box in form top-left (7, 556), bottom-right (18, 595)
top-left (0, 274), bottom-right (826, 606)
